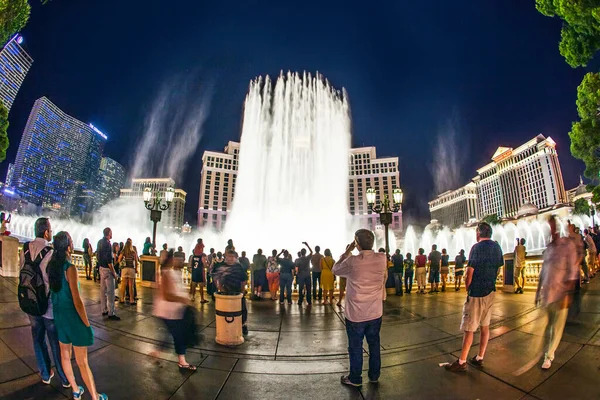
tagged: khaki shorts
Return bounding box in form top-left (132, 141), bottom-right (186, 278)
top-left (460, 292), bottom-right (495, 332)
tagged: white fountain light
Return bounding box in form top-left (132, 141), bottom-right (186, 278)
top-left (224, 72), bottom-right (352, 254)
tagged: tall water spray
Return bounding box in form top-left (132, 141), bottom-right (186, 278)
top-left (224, 72), bottom-right (352, 253)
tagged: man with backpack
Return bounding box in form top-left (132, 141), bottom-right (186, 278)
top-left (19, 217), bottom-right (69, 387)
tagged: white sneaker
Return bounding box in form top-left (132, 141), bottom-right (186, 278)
top-left (542, 358), bottom-right (552, 370)
top-left (42, 371), bottom-right (54, 384)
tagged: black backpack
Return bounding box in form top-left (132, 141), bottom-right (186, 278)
top-left (18, 242), bottom-right (52, 316)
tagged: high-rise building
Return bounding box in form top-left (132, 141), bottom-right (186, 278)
top-left (4, 162), bottom-right (14, 186)
top-left (428, 183), bottom-right (479, 228)
top-left (197, 142), bottom-right (239, 230)
top-left (120, 178), bottom-right (186, 230)
top-left (197, 142), bottom-right (403, 232)
top-left (0, 35), bottom-right (33, 112)
top-left (349, 147), bottom-right (402, 231)
top-left (12, 97), bottom-right (106, 216)
top-left (428, 134), bottom-right (567, 226)
top-left (95, 157), bottom-right (126, 208)
top-left (474, 135), bottom-right (566, 219)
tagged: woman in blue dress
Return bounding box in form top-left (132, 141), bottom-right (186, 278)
top-left (48, 231), bottom-right (108, 400)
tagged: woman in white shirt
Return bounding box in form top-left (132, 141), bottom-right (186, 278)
top-left (154, 250), bottom-right (196, 371)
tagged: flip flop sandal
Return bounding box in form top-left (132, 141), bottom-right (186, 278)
top-left (178, 364), bottom-right (198, 371)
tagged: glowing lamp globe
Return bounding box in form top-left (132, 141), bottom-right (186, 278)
top-left (143, 187), bottom-right (152, 202)
top-left (393, 188), bottom-right (403, 205)
top-left (366, 188), bottom-right (376, 205)
top-left (165, 187), bottom-right (175, 203)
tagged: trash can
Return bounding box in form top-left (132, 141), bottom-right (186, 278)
top-left (502, 253), bottom-right (515, 293)
top-left (214, 293), bottom-right (244, 346)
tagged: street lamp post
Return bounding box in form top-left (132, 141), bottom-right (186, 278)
top-left (143, 187), bottom-right (175, 253)
top-left (366, 188), bottom-right (403, 256)
top-left (589, 199), bottom-right (596, 225)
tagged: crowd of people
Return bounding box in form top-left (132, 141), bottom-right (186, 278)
top-left (16, 214), bottom-right (594, 394)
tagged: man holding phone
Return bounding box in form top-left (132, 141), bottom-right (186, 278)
top-left (333, 229), bottom-right (387, 387)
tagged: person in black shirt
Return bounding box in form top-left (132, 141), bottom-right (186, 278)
top-left (404, 253), bottom-right (414, 294)
top-left (428, 245), bottom-right (442, 294)
top-left (212, 249), bottom-right (249, 335)
top-left (277, 250), bottom-right (295, 304)
top-left (295, 242), bottom-right (313, 307)
top-left (96, 228), bottom-right (120, 320)
top-left (391, 250), bottom-right (404, 296)
top-left (446, 222), bottom-right (503, 373)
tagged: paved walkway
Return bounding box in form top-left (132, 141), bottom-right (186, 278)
top-left (0, 276), bottom-right (599, 400)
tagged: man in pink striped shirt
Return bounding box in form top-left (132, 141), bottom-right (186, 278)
top-left (333, 229), bottom-right (387, 387)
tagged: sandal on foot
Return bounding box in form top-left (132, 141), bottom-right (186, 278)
top-left (73, 386), bottom-right (85, 399)
top-left (98, 394), bottom-right (108, 400)
top-left (178, 363), bottom-right (198, 371)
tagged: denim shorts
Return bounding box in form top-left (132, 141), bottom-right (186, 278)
top-left (428, 269), bottom-right (440, 283)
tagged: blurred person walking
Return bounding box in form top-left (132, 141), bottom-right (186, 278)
top-left (154, 250), bottom-right (197, 371)
top-left (48, 231), bottom-right (108, 400)
top-left (584, 229), bottom-right (596, 278)
top-left (536, 216), bottom-right (579, 370)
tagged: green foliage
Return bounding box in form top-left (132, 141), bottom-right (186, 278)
top-left (0, 0), bottom-right (30, 47)
top-left (536, 0), bottom-right (600, 67)
top-left (592, 185), bottom-right (600, 203)
top-left (482, 214), bottom-right (501, 225)
top-left (0, 104), bottom-right (9, 163)
top-left (574, 197), bottom-right (591, 215)
top-left (569, 72), bottom-right (600, 179)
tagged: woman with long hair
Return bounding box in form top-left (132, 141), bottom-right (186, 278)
top-left (48, 231), bottom-right (108, 400)
top-left (117, 239), bottom-right (138, 305)
top-left (320, 249), bottom-right (335, 304)
top-left (82, 238), bottom-right (93, 281)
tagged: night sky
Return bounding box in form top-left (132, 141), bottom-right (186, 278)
top-left (3, 0), bottom-right (588, 226)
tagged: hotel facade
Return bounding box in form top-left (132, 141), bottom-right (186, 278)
top-left (197, 142), bottom-right (402, 231)
top-left (428, 134), bottom-right (567, 227)
top-left (0, 34), bottom-right (33, 113)
top-left (11, 97), bottom-right (106, 217)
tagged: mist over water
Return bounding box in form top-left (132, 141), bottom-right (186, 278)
top-left (131, 76), bottom-right (211, 182)
top-left (431, 112), bottom-right (467, 196)
top-left (7, 76), bottom-right (213, 251)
